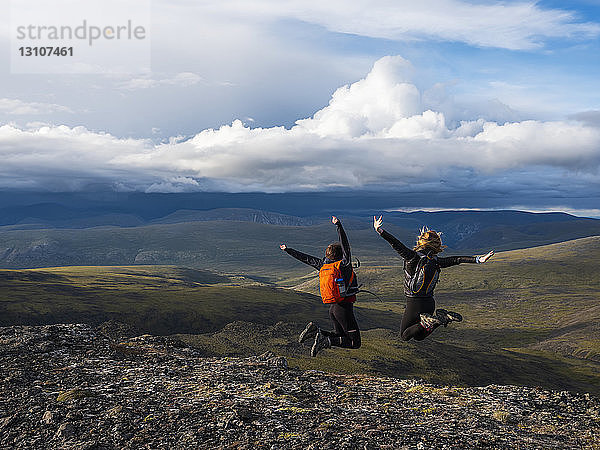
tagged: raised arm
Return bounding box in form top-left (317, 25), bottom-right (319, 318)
top-left (332, 216), bottom-right (351, 265)
top-left (373, 215), bottom-right (417, 260)
top-left (280, 244), bottom-right (323, 270)
top-left (438, 250), bottom-right (495, 268)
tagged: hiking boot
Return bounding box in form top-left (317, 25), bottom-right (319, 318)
top-left (420, 313), bottom-right (441, 331)
top-left (435, 309), bottom-right (463, 327)
top-left (298, 322), bottom-right (319, 344)
top-left (310, 331), bottom-right (331, 357)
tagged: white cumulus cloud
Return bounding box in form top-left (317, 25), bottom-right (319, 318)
top-left (0, 56), bottom-right (599, 194)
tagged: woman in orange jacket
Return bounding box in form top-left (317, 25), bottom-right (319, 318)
top-left (281, 216), bottom-right (360, 356)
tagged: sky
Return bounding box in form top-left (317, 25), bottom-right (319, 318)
top-left (1, 0), bottom-right (599, 214)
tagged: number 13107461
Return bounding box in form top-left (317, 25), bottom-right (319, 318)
top-left (18, 47), bottom-right (73, 56)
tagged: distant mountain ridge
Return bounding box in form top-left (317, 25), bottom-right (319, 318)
top-left (0, 214), bottom-right (599, 271)
top-left (151, 208), bottom-right (317, 226)
top-left (0, 205), bottom-right (318, 229)
top-left (1, 190), bottom-right (598, 227)
top-left (1, 190), bottom-right (599, 270)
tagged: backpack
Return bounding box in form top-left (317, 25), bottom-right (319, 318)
top-left (407, 253), bottom-right (440, 297)
top-left (319, 260), bottom-right (358, 304)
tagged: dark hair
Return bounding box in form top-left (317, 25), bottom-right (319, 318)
top-left (325, 242), bottom-right (343, 261)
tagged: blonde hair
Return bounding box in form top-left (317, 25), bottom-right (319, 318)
top-left (414, 226), bottom-right (446, 254)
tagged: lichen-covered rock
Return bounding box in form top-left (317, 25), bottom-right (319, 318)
top-left (55, 422), bottom-right (75, 440)
top-left (41, 411), bottom-right (53, 425)
top-left (56, 388), bottom-right (94, 402)
top-left (0, 323), bottom-right (598, 449)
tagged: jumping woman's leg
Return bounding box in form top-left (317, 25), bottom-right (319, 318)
top-left (323, 302), bottom-right (361, 349)
top-left (319, 304), bottom-right (343, 340)
top-left (401, 297), bottom-right (438, 341)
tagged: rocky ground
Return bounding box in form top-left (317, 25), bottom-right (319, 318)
top-left (1, 323), bottom-right (599, 449)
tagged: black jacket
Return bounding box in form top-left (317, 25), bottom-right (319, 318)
top-left (377, 228), bottom-right (477, 298)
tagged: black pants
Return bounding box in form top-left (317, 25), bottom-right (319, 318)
top-left (321, 301), bottom-right (361, 349)
top-left (400, 297), bottom-right (440, 341)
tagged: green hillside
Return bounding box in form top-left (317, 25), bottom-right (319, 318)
top-left (0, 265), bottom-right (397, 335)
top-left (1, 237), bottom-right (599, 395)
top-left (0, 266), bottom-right (322, 335)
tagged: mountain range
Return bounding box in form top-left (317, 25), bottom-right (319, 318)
top-left (1, 204), bottom-right (599, 274)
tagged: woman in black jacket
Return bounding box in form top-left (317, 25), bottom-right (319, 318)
top-left (374, 215), bottom-right (494, 341)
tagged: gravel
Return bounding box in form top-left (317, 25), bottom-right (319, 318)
top-left (0, 322), bottom-right (598, 449)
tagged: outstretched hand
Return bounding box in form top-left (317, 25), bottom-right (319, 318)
top-left (280, 244), bottom-right (287, 251)
top-left (478, 250), bottom-right (494, 263)
top-left (373, 215), bottom-right (383, 232)
top-left (331, 216), bottom-right (339, 225)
